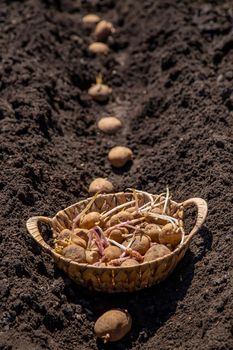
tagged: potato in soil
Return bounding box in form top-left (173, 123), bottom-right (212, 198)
top-left (108, 146), bottom-right (133, 168)
top-left (88, 84), bottom-right (112, 102)
top-left (88, 178), bottom-right (113, 195)
top-left (94, 309), bottom-right (132, 342)
top-left (97, 117), bottom-right (122, 134)
top-left (94, 20), bottom-right (114, 41)
top-left (144, 244), bottom-right (171, 262)
top-left (82, 14), bottom-right (101, 24)
top-left (62, 244), bottom-right (86, 263)
top-left (88, 42), bottom-right (109, 54)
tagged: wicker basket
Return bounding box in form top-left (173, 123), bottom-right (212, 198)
top-left (26, 192), bottom-right (207, 293)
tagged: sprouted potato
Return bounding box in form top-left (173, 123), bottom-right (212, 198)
top-left (97, 117), bottom-right (122, 134)
top-left (79, 212), bottom-right (101, 229)
top-left (110, 211), bottom-right (134, 226)
top-left (121, 259), bottom-right (139, 267)
top-left (88, 178), bottom-right (113, 195)
top-left (94, 309), bottom-right (132, 342)
top-left (88, 83), bottom-right (112, 102)
top-left (108, 146), bottom-right (133, 168)
top-left (144, 224), bottom-right (161, 243)
top-left (86, 249), bottom-right (101, 264)
top-left (94, 20), bottom-right (115, 41)
top-left (54, 187), bottom-right (185, 268)
top-left (109, 228), bottom-right (128, 243)
top-left (123, 235), bottom-right (150, 255)
top-left (72, 228), bottom-right (89, 243)
top-left (103, 246), bottom-right (122, 262)
top-left (159, 223), bottom-right (182, 246)
top-left (144, 244), bottom-right (171, 262)
top-left (71, 233), bottom-right (87, 249)
top-left (88, 42), bottom-right (109, 54)
top-left (82, 14), bottom-right (101, 24)
top-left (62, 244), bottom-right (86, 263)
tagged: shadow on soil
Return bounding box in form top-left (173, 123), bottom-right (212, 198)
top-left (59, 226), bottom-right (212, 349)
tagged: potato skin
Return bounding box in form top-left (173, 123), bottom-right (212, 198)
top-left (82, 14), bottom-right (101, 24)
top-left (88, 84), bottom-right (112, 102)
top-left (121, 259), bottom-right (139, 267)
top-left (103, 246), bottom-right (122, 261)
top-left (109, 228), bottom-right (128, 244)
top-left (143, 244), bottom-right (171, 262)
top-left (108, 146), bottom-right (133, 168)
top-left (79, 212), bottom-right (100, 229)
top-left (94, 309), bottom-right (132, 342)
top-left (97, 117), bottom-right (122, 134)
top-left (88, 42), bottom-right (109, 54)
top-left (129, 235), bottom-right (150, 255)
top-left (85, 249), bottom-right (101, 264)
top-left (88, 178), bottom-right (113, 195)
top-left (110, 211), bottom-right (133, 226)
top-left (62, 244), bottom-right (86, 263)
top-left (159, 223), bottom-right (182, 246)
top-left (144, 224), bottom-right (161, 243)
top-left (94, 20), bottom-right (114, 41)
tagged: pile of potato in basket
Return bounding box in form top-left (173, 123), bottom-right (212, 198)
top-left (54, 188), bottom-right (185, 266)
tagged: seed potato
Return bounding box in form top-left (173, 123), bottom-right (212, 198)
top-left (70, 234), bottom-right (87, 249)
top-left (82, 14), bottom-right (101, 24)
top-left (80, 212), bottom-right (101, 229)
top-left (103, 246), bottom-right (122, 261)
top-left (108, 146), bottom-right (133, 168)
top-left (110, 211), bottom-right (134, 226)
top-left (121, 259), bottom-right (139, 267)
top-left (159, 223), bottom-right (182, 246)
top-left (144, 244), bottom-right (171, 262)
top-left (62, 244), bottom-right (86, 263)
top-left (94, 20), bottom-right (115, 41)
top-left (88, 178), bottom-right (113, 195)
top-left (86, 249), bottom-right (101, 264)
top-left (144, 224), bottom-right (161, 243)
top-left (97, 117), bottom-right (122, 134)
top-left (88, 84), bottom-right (112, 102)
top-left (109, 228), bottom-right (128, 243)
top-left (124, 235), bottom-right (150, 255)
top-left (94, 309), bottom-right (132, 342)
top-left (88, 42), bottom-right (109, 54)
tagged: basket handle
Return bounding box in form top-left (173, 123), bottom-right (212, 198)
top-left (181, 198), bottom-right (208, 237)
top-left (26, 216), bottom-right (53, 253)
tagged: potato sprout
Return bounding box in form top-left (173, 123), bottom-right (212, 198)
top-left (53, 188), bottom-right (186, 267)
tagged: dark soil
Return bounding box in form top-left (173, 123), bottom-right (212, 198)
top-left (0, 0), bottom-right (232, 349)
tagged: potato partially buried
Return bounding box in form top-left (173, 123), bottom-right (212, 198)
top-left (88, 84), bottom-right (112, 102)
top-left (108, 146), bottom-right (133, 168)
top-left (88, 178), bottom-right (114, 195)
top-left (94, 309), bottom-right (132, 342)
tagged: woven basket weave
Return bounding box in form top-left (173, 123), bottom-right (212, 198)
top-left (26, 192), bottom-right (207, 293)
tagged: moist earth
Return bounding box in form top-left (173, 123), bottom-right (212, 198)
top-left (0, 0), bottom-right (232, 349)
